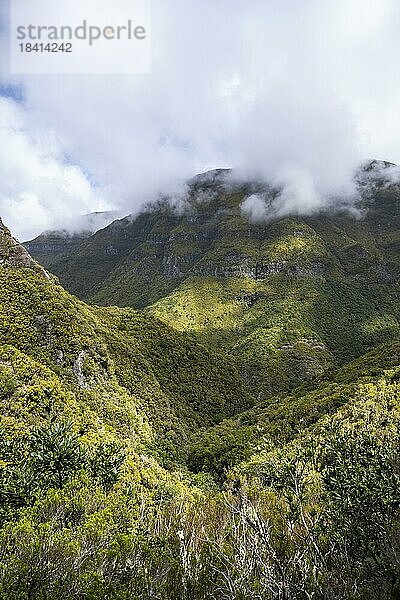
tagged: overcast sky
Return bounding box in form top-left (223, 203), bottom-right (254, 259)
top-left (1, 0), bottom-right (400, 239)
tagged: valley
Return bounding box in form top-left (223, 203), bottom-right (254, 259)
top-left (0, 163), bottom-right (399, 599)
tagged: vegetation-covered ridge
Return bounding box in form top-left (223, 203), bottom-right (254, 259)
top-left (0, 218), bottom-right (49, 279)
top-left (2, 190), bottom-right (400, 600)
top-left (0, 220), bottom-right (252, 467)
top-left (31, 163), bottom-right (400, 397)
top-left (25, 210), bottom-right (119, 268)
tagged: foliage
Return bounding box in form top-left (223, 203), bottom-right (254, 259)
top-left (1, 181), bottom-right (400, 598)
top-left (34, 175), bottom-right (400, 397)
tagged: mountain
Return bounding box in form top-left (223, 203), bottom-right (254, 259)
top-left (1, 209), bottom-right (400, 598)
top-left (24, 211), bottom-right (120, 268)
top-left (0, 217), bottom-right (252, 466)
top-left (32, 163), bottom-right (400, 397)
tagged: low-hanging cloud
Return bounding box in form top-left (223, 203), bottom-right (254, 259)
top-left (2, 0), bottom-right (400, 239)
top-left (240, 194), bottom-right (270, 224)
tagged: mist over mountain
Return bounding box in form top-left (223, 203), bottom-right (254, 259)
top-left (0, 160), bottom-right (400, 596)
top-left (2, 1), bottom-right (400, 597)
top-left (3, 1), bottom-right (400, 241)
top-left (26, 161), bottom-right (399, 399)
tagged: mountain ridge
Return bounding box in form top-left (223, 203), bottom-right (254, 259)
top-left (24, 210), bottom-right (121, 268)
top-left (1, 206), bottom-right (400, 597)
top-left (0, 219), bottom-right (253, 466)
top-left (28, 163), bottom-right (400, 397)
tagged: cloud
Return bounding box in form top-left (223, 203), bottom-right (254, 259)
top-left (240, 194), bottom-right (269, 224)
top-left (0, 97), bottom-right (110, 240)
top-left (1, 0), bottom-right (400, 238)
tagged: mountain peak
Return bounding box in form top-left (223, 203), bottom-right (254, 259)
top-left (190, 168), bottom-right (232, 186)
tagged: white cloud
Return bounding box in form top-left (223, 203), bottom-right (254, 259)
top-left (240, 194), bottom-right (269, 224)
top-left (1, 0), bottom-right (400, 238)
top-left (0, 97), bottom-right (109, 240)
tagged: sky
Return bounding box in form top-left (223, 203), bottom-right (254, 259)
top-left (1, 0), bottom-right (400, 240)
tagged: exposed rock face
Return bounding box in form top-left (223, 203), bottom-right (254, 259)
top-left (73, 350), bottom-right (88, 388)
top-left (162, 254), bottom-right (182, 278)
top-left (0, 219), bottom-right (50, 279)
top-left (189, 260), bottom-right (326, 280)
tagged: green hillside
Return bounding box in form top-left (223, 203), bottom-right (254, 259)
top-left (38, 165), bottom-right (400, 397)
top-left (188, 339), bottom-right (400, 478)
top-left (24, 212), bottom-right (119, 268)
top-left (2, 163), bottom-right (400, 598)
top-left (0, 218), bottom-right (252, 467)
top-left (0, 236), bottom-right (399, 598)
